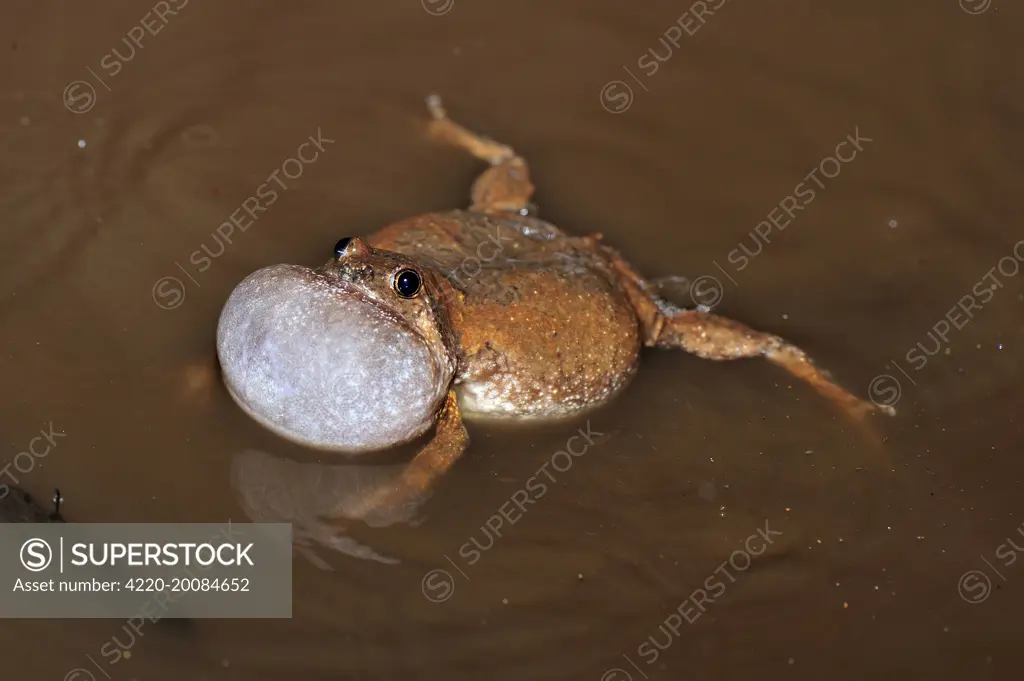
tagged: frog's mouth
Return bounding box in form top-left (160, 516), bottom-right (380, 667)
top-left (216, 264), bottom-right (449, 452)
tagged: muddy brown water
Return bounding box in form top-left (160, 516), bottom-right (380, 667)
top-left (2, 0), bottom-right (1023, 679)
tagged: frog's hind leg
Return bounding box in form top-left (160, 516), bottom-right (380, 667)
top-left (339, 390), bottom-right (469, 525)
top-left (605, 247), bottom-right (894, 421)
top-left (426, 94), bottom-right (535, 215)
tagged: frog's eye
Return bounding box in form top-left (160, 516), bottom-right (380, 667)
top-left (392, 269), bottom-right (422, 298)
top-left (333, 238), bottom-right (353, 259)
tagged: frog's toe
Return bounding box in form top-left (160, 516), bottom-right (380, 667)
top-left (840, 393), bottom-right (896, 426)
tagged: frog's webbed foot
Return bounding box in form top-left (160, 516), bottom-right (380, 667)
top-left (425, 94), bottom-right (535, 216)
top-left (647, 275), bottom-right (699, 311)
top-left (607, 249), bottom-right (894, 422)
top-left (339, 390), bottom-right (469, 522)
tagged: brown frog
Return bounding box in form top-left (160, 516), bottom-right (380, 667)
top-left (216, 95), bottom-right (892, 519)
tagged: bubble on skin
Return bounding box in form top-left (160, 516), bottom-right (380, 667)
top-left (216, 264), bottom-right (451, 452)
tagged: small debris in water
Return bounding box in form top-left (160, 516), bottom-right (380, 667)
top-left (77, 139), bottom-right (86, 149)
top-left (19, 116), bottom-right (29, 126)
top-left (788, 658), bottom-right (795, 665)
top-left (843, 602), bottom-right (849, 609)
top-left (888, 219), bottom-right (898, 228)
top-left (782, 313), bottom-right (789, 320)
top-left (501, 598), bottom-right (508, 605)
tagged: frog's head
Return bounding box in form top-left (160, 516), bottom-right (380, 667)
top-left (216, 237), bottom-right (459, 452)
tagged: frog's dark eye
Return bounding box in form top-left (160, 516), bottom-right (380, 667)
top-left (392, 269), bottom-right (422, 298)
top-left (334, 238), bottom-right (352, 259)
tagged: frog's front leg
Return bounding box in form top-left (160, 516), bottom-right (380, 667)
top-left (342, 390), bottom-right (469, 523)
top-left (606, 248), bottom-right (894, 420)
top-left (426, 94), bottom-right (535, 215)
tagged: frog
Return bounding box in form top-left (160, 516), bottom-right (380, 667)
top-left (216, 94), bottom-right (892, 521)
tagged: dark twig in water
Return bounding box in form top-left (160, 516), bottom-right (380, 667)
top-left (52, 488), bottom-right (62, 520)
top-left (0, 485), bottom-right (64, 523)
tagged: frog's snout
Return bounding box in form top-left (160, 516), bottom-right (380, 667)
top-left (216, 264), bottom-right (448, 452)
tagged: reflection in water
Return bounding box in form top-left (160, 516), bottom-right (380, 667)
top-left (230, 449), bottom-right (428, 567)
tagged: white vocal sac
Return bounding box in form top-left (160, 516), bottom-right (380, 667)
top-left (69, 542), bottom-right (255, 567)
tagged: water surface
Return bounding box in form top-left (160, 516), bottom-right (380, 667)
top-left (2, 1), bottom-right (1022, 679)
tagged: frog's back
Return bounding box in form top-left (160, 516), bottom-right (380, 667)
top-left (368, 211), bottom-right (642, 419)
